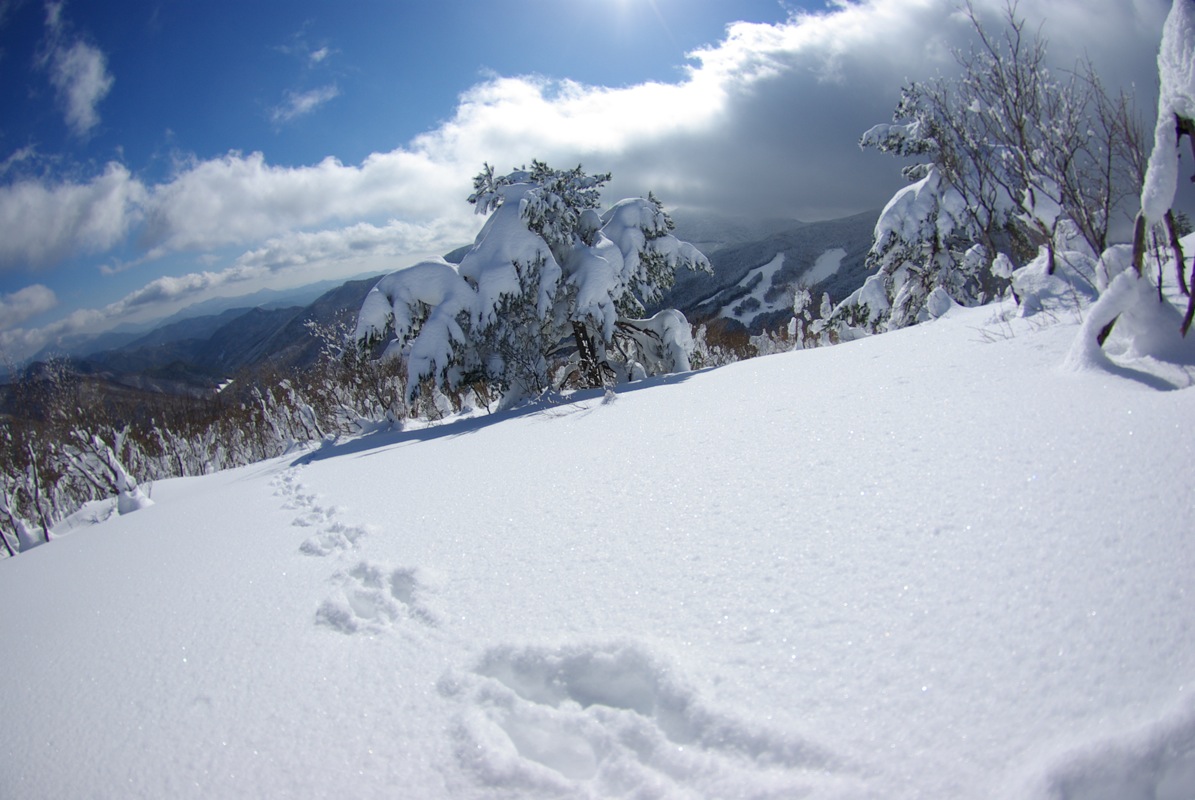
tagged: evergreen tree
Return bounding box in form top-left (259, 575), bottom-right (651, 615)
top-left (356, 163), bottom-right (710, 407)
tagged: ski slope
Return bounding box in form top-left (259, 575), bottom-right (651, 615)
top-left (2, 300), bottom-right (1194, 799)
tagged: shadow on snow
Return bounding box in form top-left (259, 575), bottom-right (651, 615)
top-left (290, 368), bottom-right (706, 466)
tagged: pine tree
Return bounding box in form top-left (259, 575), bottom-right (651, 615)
top-left (356, 163), bottom-right (710, 407)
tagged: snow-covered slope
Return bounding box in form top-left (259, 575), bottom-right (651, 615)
top-left (2, 300), bottom-right (1194, 799)
top-left (665, 210), bottom-right (877, 333)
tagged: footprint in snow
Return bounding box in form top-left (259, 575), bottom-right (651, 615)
top-left (439, 640), bottom-right (865, 797)
top-left (316, 561), bottom-right (442, 634)
top-left (1031, 697), bottom-right (1195, 800)
top-left (271, 467), bottom-right (371, 556)
top-left (298, 519), bottom-right (371, 557)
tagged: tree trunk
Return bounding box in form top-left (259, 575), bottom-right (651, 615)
top-left (1165, 210), bottom-right (1188, 296)
top-left (1130, 212), bottom-right (1148, 277)
top-left (572, 321), bottom-right (605, 388)
top-left (0, 523), bottom-right (16, 558)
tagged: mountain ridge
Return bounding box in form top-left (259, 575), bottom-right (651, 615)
top-left (7, 209), bottom-right (880, 395)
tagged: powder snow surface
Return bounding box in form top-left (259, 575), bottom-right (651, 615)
top-left (2, 302), bottom-right (1194, 799)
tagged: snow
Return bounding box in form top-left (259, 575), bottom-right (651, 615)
top-left (1141, 0), bottom-right (1195, 223)
top-left (1067, 235), bottom-right (1195, 375)
top-left (872, 165), bottom-right (967, 253)
top-left (1010, 245), bottom-right (1099, 318)
top-left (923, 285), bottom-right (955, 318)
top-left (3, 300), bottom-right (1195, 799)
top-left (355, 256), bottom-right (479, 389)
top-left (463, 184), bottom-right (561, 328)
top-left (800, 247), bottom-right (846, 286)
top-left (717, 246), bottom-right (849, 329)
top-left (719, 252), bottom-right (785, 323)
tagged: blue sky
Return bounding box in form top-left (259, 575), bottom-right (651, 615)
top-left (2, 1), bottom-right (792, 182)
top-left (0, 0), bottom-right (1174, 360)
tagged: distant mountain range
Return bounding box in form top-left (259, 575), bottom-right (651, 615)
top-left (55, 276), bottom-right (383, 394)
top-left (24, 278), bottom-right (368, 365)
top-left (7, 209), bottom-right (879, 397)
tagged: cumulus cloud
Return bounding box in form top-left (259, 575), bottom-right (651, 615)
top-left (42, 1), bottom-right (114, 137)
top-left (10, 0), bottom-right (1169, 269)
top-left (0, 284), bottom-right (57, 330)
top-left (0, 162), bottom-right (146, 270)
top-left (232, 217), bottom-right (478, 272)
top-left (270, 84), bottom-right (340, 125)
top-left (139, 149), bottom-right (465, 254)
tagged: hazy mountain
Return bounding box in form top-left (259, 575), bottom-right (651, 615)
top-left (79, 306), bottom-right (305, 385)
top-left (670, 210), bottom-right (810, 254)
top-left (149, 277), bottom-right (375, 328)
top-left (120, 307), bottom-right (257, 351)
top-left (9, 210), bottom-right (879, 395)
top-left (253, 276), bottom-right (388, 371)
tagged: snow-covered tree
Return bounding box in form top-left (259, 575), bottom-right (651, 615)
top-left (1070, 0), bottom-right (1195, 368)
top-left (1136, 0), bottom-right (1195, 333)
top-left (788, 286), bottom-right (814, 349)
top-left (0, 488), bottom-right (40, 555)
top-left (65, 428), bottom-right (154, 516)
top-left (356, 162), bottom-right (710, 406)
top-left (831, 2), bottom-right (1142, 338)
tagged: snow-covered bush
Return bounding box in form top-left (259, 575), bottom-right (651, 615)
top-left (64, 428), bottom-right (154, 516)
top-left (356, 162), bottom-right (710, 407)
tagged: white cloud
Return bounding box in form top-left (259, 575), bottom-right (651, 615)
top-left (270, 84), bottom-right (340, 125)
top-left (10, 0), bottom-right (1168, 269)
top-left (0, 162), bottom-right (146, 269)
top-left (231, 217), bottom-right (478, 272)
top-left (139, 149), bottom-right (465, 254)
top-left (0, 284), bottom-right (57, 330)
top-left (42, 1), bottom-right (114, 137)
top-left (49, 39), bottom-right (113, 136)
top-left (0, 146), bottom-right (39, 177)
top-left (0, 305), bottom-right (103, 361)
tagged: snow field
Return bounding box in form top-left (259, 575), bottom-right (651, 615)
top-left (720, 252), bottom-right (786, 322)
top-left (2, 299), bottom-right (1194, 798)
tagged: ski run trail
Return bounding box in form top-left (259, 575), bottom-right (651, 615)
top-left (2, 297), bottom-right (1195, 799)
